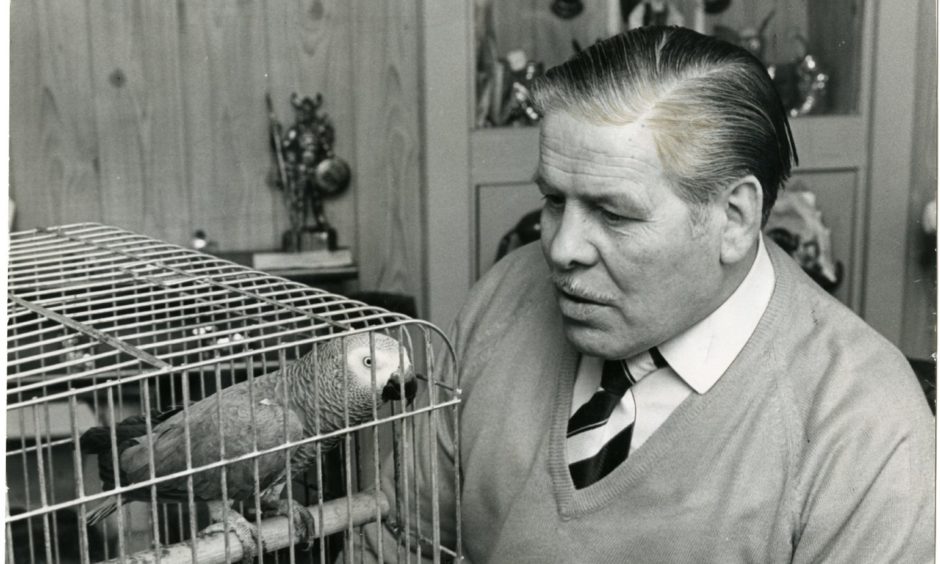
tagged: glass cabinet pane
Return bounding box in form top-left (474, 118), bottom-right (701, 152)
top-left (708, 0), bottom-right (865, 115)
top-left (474, 0), bottom-right (865, 128)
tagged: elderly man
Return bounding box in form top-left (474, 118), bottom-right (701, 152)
top-left (361, 26), bottom-right (934, 562)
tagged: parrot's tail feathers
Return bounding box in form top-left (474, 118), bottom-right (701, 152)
top-left (85, 498), bottom-right (121, 527)
top-left (78, 426), bottom-right (113, 455)
top-left (80, 406), bottom-right (184, 456)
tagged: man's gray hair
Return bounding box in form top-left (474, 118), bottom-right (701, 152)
top-left (530, 26), bottom-right (798, 223)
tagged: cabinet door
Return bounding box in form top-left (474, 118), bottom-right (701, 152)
top-left (476, 182), bottom-right (543, 278)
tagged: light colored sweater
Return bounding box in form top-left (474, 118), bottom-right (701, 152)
top-left (363, 240), bottom-right (935, 563)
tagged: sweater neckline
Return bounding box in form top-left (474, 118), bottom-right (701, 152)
top-left (546, 243), bottom-right (796, 517)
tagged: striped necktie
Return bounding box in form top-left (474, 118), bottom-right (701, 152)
top-left (567, 348), bottom-right (667, 489)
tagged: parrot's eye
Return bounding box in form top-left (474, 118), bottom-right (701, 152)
top-left (362, 356), bottom-right (373, 368)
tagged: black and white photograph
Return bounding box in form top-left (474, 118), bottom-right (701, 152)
top-left (4, 0), bottom-right (937, 562)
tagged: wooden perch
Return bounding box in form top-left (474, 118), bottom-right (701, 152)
top-left (97, 492), bottom-right (389, 564)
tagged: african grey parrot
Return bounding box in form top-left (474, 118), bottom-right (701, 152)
top-left (80, 332), bottom-right (416, 561)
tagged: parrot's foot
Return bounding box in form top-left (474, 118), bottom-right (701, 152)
top-left (263, 499), bottom-right (318, 551)
top-left (204, 503), bottom-right (262, 563)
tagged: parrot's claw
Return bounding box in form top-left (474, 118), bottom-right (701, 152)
top-left (204, 504), bottom-right (263, 562)
top-left (263, 499), bottom-right (318, 551)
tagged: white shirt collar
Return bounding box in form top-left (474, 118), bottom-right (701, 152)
top-left (657, 235), bottom-right (776, 394)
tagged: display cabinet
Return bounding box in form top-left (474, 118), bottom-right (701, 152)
top-left (421, 0), bottom-right (922, 349)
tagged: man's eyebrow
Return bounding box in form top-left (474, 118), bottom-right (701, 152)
top-left (532, 173), bottom-right (554, 191)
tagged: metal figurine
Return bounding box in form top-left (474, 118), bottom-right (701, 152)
top-left (766, 35), bottom-right (830, 118)
top-left (789, 54), bottom-right (829, 117)
top-left (713, 10), bottom-right (775, 65)
top-left (627, 1), bottom-right (685, 29)
top-left (267, 92), bottom-right (351, 252)
top-left (739, 10), bottom-right (775, 64)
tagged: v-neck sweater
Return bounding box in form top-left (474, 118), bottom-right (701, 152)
top-left (361, 240), bottom-right (935, 563)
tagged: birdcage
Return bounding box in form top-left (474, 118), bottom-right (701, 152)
top-left (5, 223), bottom-right (462, 564)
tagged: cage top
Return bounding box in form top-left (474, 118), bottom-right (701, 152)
top-left (7, 223), bottom-right (449, 405)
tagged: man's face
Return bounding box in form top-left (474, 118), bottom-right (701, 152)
top-left (537, 112), bottom-right (727, 359)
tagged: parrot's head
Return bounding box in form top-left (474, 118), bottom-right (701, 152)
top-left (341, 332), bottom-right (417, 403)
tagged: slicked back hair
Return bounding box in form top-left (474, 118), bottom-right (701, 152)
top-left (529, 26), bottom-right (798, 224)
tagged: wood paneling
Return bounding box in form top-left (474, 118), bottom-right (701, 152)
top-left (87, 1), bottom-right (190, 245)
top-left (178, 0), bottom-right (282, 250)
top-left (350, 0), bottom-right (423, 302)
top-left (10, 0), bottom-right (423, 304)
top-left (11, 0), bottom-right (101, 230)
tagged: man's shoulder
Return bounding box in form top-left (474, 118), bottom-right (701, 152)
top-left (450, 242), bottom-right (556, 381)
top-left (456, 242), bottom-right (552, 333)
top-left (764, 246), bottom-right (932, 435)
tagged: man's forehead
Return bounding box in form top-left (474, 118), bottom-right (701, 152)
top-left (539, 113), bottom-right (662, 167)
top-left (538, 113), bottom-right (667, 190)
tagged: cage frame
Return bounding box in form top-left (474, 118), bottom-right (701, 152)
top-left (5, 223), bottom-right (463, 564)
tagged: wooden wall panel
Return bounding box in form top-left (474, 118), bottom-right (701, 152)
top-left (86, 1), bottom-right (190, 245)
top-left (178, 0), bottom-right (283, 250)
top-left (350, 0), bottom-right (422, 302)
top-left (11, 0), bottom-right (102, 230)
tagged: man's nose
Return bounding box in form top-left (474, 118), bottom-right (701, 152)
top-left (546, 207), bottom-right (597, 269)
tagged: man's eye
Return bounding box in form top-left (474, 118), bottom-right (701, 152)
top-left (542, 194), bottom-right (564, 209)
top-left (600, 208), bottom-right (628, 223)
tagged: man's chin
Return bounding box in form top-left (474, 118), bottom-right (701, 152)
top-left (561, 321), bottom-right (632, 360)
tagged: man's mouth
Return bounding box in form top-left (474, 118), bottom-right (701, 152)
top-left (559, 288), bottom-right (599, 305)
top-left (555, 290), bottom-right (606, 322)
top-left (552, 278), bottom-right (609, 305)
top-left (552, 281), bottom-right (612, 321)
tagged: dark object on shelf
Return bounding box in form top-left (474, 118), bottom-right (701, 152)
top-left (908, 357), bottom-right (937, 415)
top-left (190, 229), bottom-right (219, 253)
top-left (788, 54), bottom-right (830, 117)
top-left (551, 0), bottom-right (584, 19)
top-left (495, 208), bottom-right (542, 263)
top-left (767, 36), bottom-right (830, 117)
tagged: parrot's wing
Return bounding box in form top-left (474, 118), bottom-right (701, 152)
top-left (121, 382), bottom-right (305, 503)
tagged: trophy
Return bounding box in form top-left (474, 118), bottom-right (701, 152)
top-left (267, 92), bottom-right (351, 252)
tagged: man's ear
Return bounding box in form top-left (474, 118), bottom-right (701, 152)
top-left (718, 175), bottom-right (763, 266)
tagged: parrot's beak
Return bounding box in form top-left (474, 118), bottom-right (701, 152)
top-left (382, 371), bottom-right (418, 403)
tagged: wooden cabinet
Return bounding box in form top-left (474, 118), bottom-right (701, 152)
top-left (421, 0), bottom-right (927, 353)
